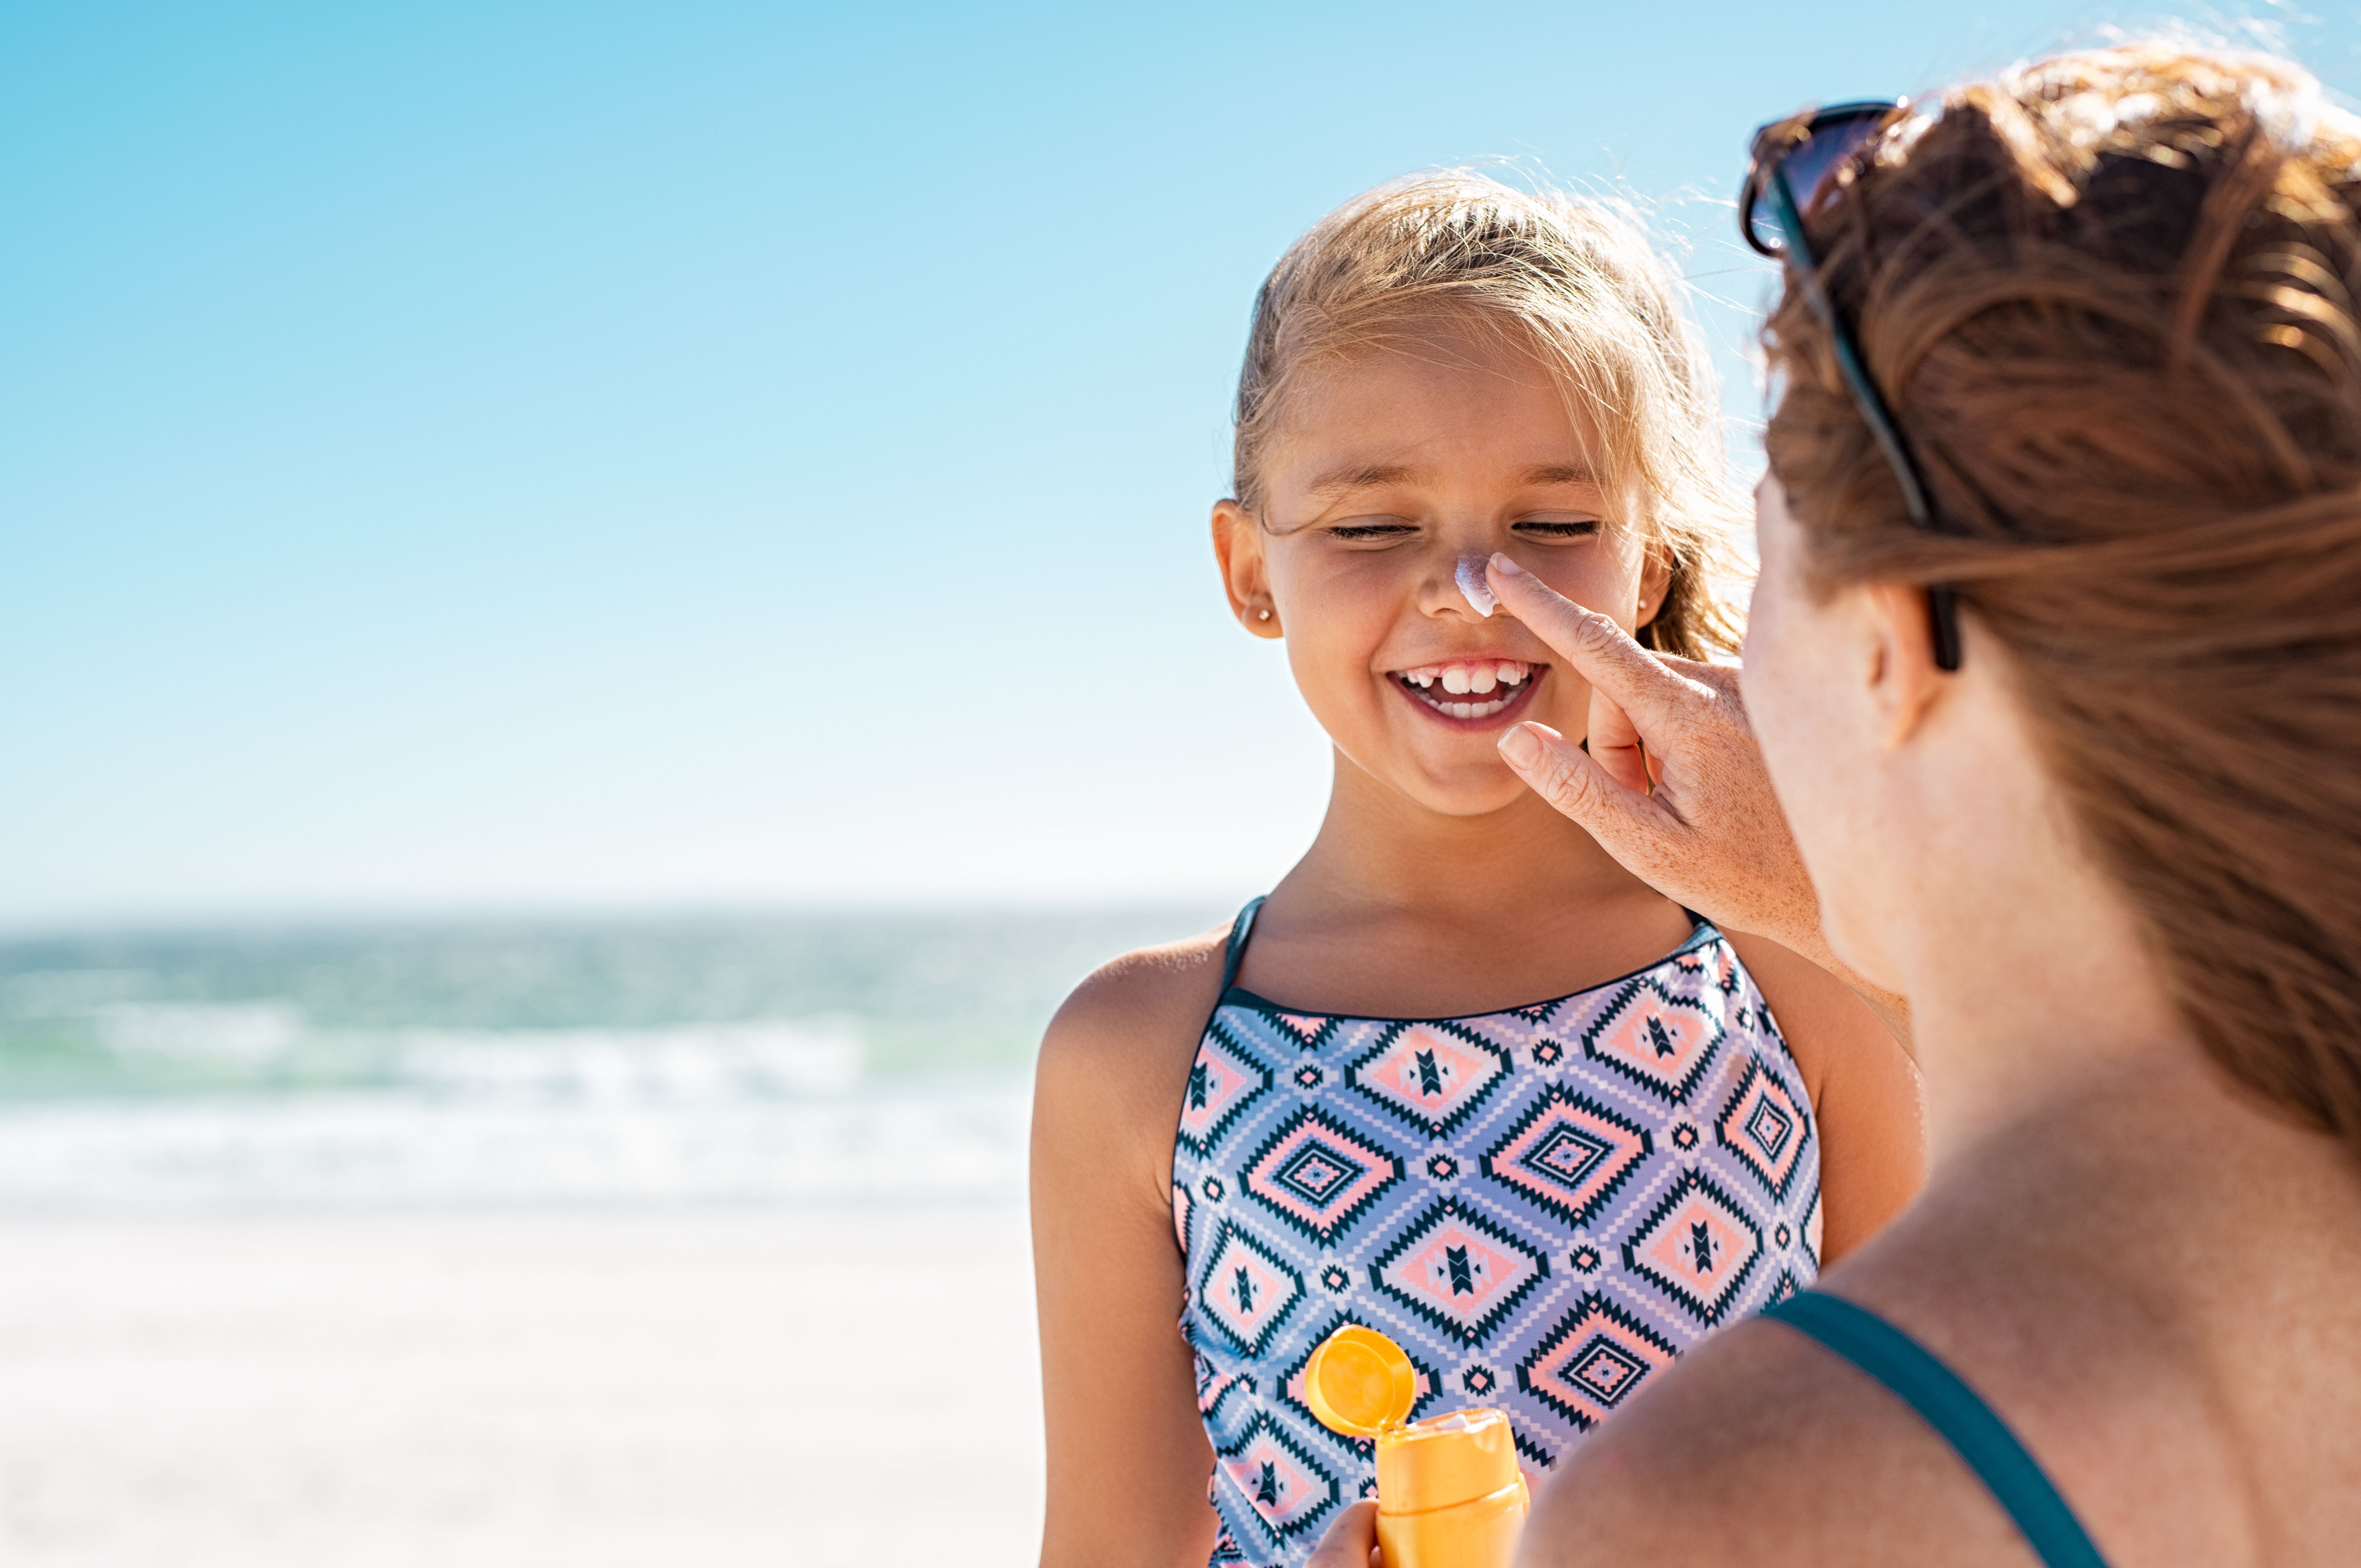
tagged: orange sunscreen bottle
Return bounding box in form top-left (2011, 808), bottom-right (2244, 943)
top-left (1302, 1325), bottom-right (1529, 1568)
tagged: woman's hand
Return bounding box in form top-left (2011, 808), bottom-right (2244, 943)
top-left (1307, 1500), bottom-right (1381, 1568)
top-left (1482, 555), bottom-right (1908, 1036)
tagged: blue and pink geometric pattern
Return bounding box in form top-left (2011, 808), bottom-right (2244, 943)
top-left (1174, 917), bottom-right (1821, 1567)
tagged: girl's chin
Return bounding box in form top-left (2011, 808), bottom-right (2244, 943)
top-left (1389, 767), bottom-right (1544, 820)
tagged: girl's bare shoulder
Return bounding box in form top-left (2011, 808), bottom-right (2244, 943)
top-left (1523, 1317), bottom-right (2027, 1568)
top-left (1033, 922), bottom-right (1234, 1160)
top-left (1722, 931), bottom-right (1899, 1097)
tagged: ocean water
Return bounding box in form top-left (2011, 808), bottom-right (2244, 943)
top-left (0, 913), bottom-right (1214, 1561)
top-left (0, 908), bottom-right (1222, 1209)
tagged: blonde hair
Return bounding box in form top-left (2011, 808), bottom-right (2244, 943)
top-left (1230, 171), bottom-right (1747, 657)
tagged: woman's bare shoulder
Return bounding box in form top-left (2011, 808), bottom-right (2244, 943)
top-left (1033, 921), bottom-right (1234, 1155)
top-left (1523, 1317), bottom-right (2027, 1568)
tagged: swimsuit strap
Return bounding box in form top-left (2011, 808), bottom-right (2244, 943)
top-left (1219, 897), bottom-right (1268, 996)
top-left (1761, 1291), bottom-right (2109, 1568)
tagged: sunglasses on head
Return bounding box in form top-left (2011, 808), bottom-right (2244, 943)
top-left (1742, 101), bottom-right (1963, 671)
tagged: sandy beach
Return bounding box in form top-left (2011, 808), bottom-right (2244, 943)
top-left (0, 1203), bottom-right (1043, 1566)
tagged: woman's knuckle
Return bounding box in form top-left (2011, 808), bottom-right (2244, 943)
top-left (1544, 759), bottom-right (1595, 814)
top-left (1569, 610), bottom-right (1620, 653)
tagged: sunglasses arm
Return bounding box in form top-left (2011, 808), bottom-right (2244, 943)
top-left (1765, 169), bottom-right (1964, 672)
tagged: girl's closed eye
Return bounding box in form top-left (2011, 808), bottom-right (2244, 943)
top-left (1511, 514), bottom-right (1601, 540)
top-left (1325, 516), bottom-right (1421, 543)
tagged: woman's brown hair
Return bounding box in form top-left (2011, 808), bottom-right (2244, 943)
top-left (1765, 45), bottom-right (2361, 1149)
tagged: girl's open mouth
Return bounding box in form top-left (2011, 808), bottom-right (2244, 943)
top-left (1390, 659), bottom-right (1543, 723)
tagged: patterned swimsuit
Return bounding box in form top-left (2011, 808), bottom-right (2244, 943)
top-left (1172, 900), bottom-right (1822, 1567)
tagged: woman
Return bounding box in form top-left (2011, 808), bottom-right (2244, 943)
top-left (1311, 42), bottom-right (2361, 1566)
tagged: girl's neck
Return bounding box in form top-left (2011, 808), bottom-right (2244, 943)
top-left (1285, 751), bottom-right (1653, 923)
top-left (1240, 751), bottom-right (1690, 1018)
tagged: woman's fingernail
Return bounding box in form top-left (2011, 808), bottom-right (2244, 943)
top-left (1489, 552), bottom-right (1524, 576)
top-left (1498, 724), bottom-right (1539, 767)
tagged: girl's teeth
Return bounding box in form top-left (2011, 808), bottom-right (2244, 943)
top-left (1393, 660), bottom-right (1533, 713)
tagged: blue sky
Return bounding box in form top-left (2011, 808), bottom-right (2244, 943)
top-left (4, 0), bottom-right (2354, 925)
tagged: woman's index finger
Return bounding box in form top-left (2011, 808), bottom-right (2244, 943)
top-left (1484, 555), bottom-right (1696, 729)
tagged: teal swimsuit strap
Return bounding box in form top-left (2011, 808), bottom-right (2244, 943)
top-left (1761, 1291), bottom-right (2109, 1568)
top-left (1219, 896), bottom-right (1267, 995)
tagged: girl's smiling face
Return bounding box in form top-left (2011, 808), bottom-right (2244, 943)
top-left (1214, 328), bottom-right (1667, 816)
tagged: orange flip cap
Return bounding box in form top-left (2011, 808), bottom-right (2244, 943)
top-left (1303, 1324), bottom-right (1420, 1438)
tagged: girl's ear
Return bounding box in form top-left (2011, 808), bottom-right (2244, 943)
top-left (1635, 545), bottom-right (1674, 631)
top-left (1212, 500), bottom-right (1283, 639)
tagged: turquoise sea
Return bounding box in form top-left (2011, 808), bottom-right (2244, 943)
top-left (0, 908), bottom-right (1221, 1208)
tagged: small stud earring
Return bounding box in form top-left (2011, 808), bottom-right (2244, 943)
top-left (1257, 608), bottom-right (1272, 621)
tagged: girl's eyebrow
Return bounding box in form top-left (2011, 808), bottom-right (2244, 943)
top-left (1296, 460), bottom-right (1600, 500)
top-left (1521, 463), bottom-right (1600, 486)
top-left (1302, 462), bottom-right (1417, 497)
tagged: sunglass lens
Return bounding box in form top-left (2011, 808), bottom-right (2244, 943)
top-left (1748, 108), bottom-right (1893, 253)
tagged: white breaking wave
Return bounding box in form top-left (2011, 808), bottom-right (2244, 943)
top-left (0, 1083), bottom-right (1031, 1209)
top-left (395, 1019), bottom-right (864, 1102)
top-left (0, 1010), bottom-right (1030, 1209)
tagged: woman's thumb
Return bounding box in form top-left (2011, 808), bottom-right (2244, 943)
top-left (1498, 722), bottom-right (1649, 845)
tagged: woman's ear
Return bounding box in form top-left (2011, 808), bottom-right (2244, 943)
top-left (1212, 500), bottom-right (1283, 639)
top-left (1863, 581), bottom-right (1948, 747)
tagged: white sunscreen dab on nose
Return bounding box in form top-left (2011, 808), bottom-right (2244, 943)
top-left (1456, 555), bottom-right (1498, 617)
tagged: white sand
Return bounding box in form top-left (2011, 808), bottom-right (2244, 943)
top-left (0, 1204), bottom-right (1044, 1566)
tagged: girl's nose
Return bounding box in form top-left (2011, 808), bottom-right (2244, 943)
top-left (1454, 555), bottom-right (1499, 617)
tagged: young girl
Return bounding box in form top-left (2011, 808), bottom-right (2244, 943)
top-left (1031, 173), bottom-right (1924, 1568)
